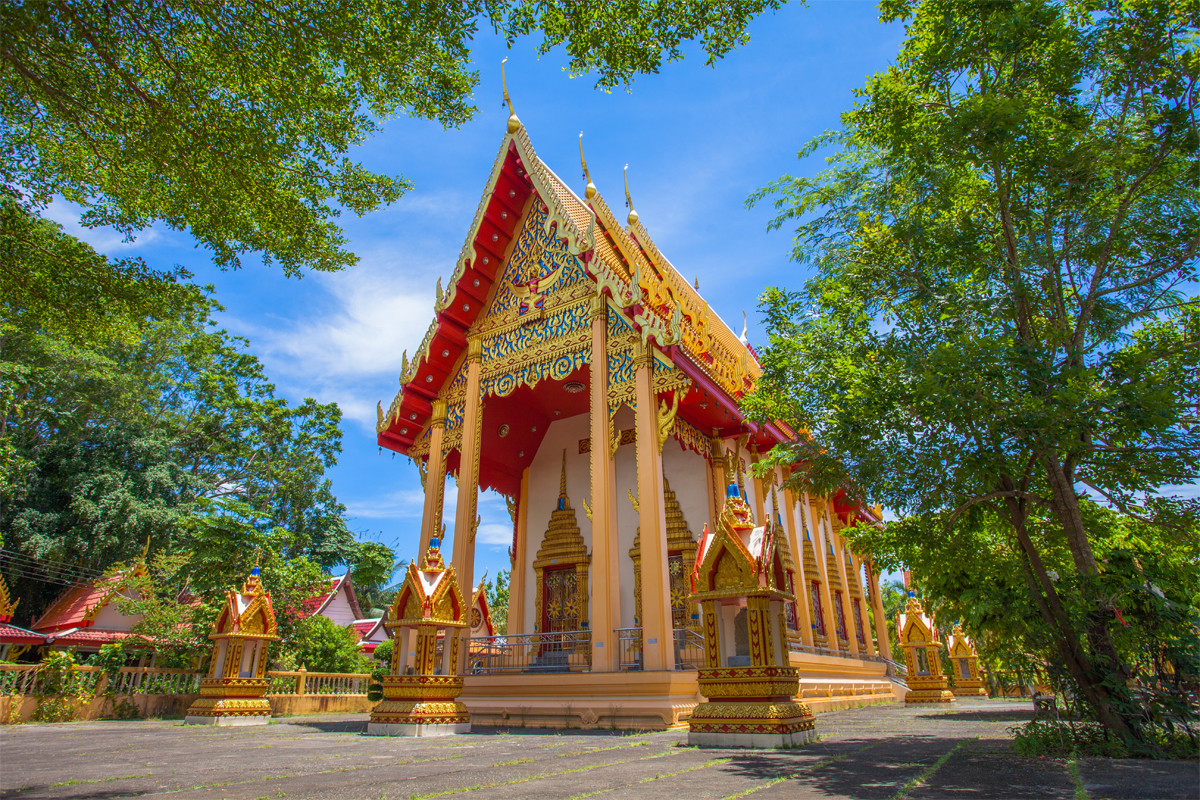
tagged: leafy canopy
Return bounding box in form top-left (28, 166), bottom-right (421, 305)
top-left (0, 0), bottom-right (784, 275)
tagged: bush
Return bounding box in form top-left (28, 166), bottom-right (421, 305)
top-left (284, 616), bottom-right (370, 674)
top-left (1011, 719), bottom-right (1197, 760)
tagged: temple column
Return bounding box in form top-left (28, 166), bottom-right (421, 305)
top-left (783, 486), bottom-right (815, 647)
top-left (868, 557), bottom-right (893, 660)
top-left (589, 297), bottom-right (620, 670)
top-left (710, 432), bottom-right (728, 506)
top-left (633, 342), bottom-right (674, 671)
top-left (831, 530), bottom-right (860, 655)
top-left (451, 337), bottom-right (483, 670)
top-left (418, 400), bottom-right (448, 556)
top-left (507, 467), bottom-right (530, 636)
top-left (853, 551), bottom-right (876, 656)
top-left (805, 494), bottom-right (839, 651)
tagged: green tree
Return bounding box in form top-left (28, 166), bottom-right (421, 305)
top-left (0, 1), bottom-right (783, 276)
top-left (485, 569), bottom-right (510, 635)
top-left (286, 615), bottom-right (370, 674)
top-left (748, 0), bottom-right (1198, 752)
top-left (1, 272), bottom-right (356, 617)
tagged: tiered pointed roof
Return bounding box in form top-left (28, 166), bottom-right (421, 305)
top-left (376, 110), bottom-right (792, 493)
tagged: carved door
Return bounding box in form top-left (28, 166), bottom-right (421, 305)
top-left (668, 552), bottom-right (689, 629)
top-left (541, 566), bottom-right (578, 648)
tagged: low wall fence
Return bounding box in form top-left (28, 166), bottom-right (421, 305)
top-left (0, 664), bottom-right (370, 698)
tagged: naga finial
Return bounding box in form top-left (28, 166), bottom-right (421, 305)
top-left (740, 310), bottom-right (749, 345)
top-left (501, 57), bottom-right (521, 134)
top-left (579, 133), bottom-right (597, 200)
top-left (623, 164), bottom-right (638, 226)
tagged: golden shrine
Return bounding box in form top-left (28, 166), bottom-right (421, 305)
top-left (368, 538), bottom-right (471, 736)
top-left (687, 485), bottom-right (817, 747)
top-left (948, 624), bottom-right (988, 697)
top-left (375, 77), bottom-right (901, 728)
top-left (896, 595), bottom-right (955, 705)
top-left (185, 567), bottom-right (279, 725)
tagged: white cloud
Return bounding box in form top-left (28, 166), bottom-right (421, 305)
top-left (344, 488), bottom-right (427, 520)
top-left (41, 198), bottom-right (167, 252)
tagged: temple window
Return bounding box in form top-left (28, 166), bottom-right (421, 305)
top-left (810, 582), bottom-right (826, 636)
top-left (834, 590), bottom-right (848, 640)
top-left (915, 647), bottom-right (931, 676)
top-left (852, 599), bottom-right (866, 643)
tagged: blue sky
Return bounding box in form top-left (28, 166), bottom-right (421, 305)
top-left (46, 2), bottom-right (908, 590)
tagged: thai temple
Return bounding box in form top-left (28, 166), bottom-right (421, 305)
top-left (375, 84), bottom-right (901, 729)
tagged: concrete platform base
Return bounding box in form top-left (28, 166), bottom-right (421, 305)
top-left (366, 722), bottom-right (471, 737)
top-left (688, 727), bottom-right (818, 749)
top-left (183, 714), bottom-right (270, 726)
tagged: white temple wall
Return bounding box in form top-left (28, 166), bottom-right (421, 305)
top-left (521, 410), bottom-right (592, 634)
top-left (661, 437), bottom-right (709, 541)
top-left (319, 581), bottom-right (358, 626)
top-left (612, 405), bottom-right (639, 628)
top-left (90, 596), bottom-right (141, 632)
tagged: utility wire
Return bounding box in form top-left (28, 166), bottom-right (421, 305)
top-left (0, 548), bottom-right (105, 587)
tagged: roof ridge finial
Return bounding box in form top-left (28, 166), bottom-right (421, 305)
top-left (623, 164), bottom-right (639, 226)
top-left (579, 132), bottom-right (597, 200)
top-left (501, 57), bottom-right (521, 134)
top-left (740, 310), bottom-right (749, 344)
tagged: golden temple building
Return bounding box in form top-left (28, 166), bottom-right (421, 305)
top-left (376, 88), bottom-right (901, 728)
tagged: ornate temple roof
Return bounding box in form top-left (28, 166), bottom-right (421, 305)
top-left (376, 112), bottom-right (791, 487)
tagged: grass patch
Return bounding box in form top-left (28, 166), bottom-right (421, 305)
top-left (566, 757), bottom-right (731, 799)
top-left (1066, 758), bottom-right (1091, 800)
top-left (409, 750), bottom-right (680, 799)
top-left (491, 757), bottom-right (533, 766)
top-left (558, 740), bottom-right (649, 757)
top-left (1011, 719), bottom-right (1197, 760)
top-left (50, 772), bottom-right (152, 787)
top-left (892, 741), bottom-right (968, 800)
top-left (718, 740), bottom-right (884, 800)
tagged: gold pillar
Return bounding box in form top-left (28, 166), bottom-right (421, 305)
top-left (589, 298), bottom-right (620, 670)
top-left (805, 495), bottom-right (839, 650)
top-left (633, 342), bottom-right (674, 671)
top-left (507, 467), bottom-right (530, 636)
top-left (419, 400), bottom-right (448, 557)
top-left (868, 557), bottom-right (893, 660)
top-left (831, 531), bottom-right (860, 655)
top-left (451, 337), bottom-right (483, 669)
top-left (710, 433), bottom-right (727, 497)
top-left (783, 486), bottom-right (815, 647)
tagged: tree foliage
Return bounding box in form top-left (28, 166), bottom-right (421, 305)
top-left (748, 0), bottom-right (1198, 752)
top-left (0, 230), bottom-right (356, 620)
top-left (485, 569), bottom-right (510, 635)
top-left (0, 0), bottom-right (784, 275)
top-left (286, 614), bottom-right (370, 674)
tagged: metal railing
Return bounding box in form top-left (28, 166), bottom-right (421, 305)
top-left (465, 630), bottom-right (591, 674)
top-left (613, 627), bottom-right (705, 671)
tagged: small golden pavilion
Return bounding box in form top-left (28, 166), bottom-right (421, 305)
top-left (376, 91), bottom-right (900, 728)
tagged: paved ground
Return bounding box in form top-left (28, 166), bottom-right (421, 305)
top-left (0, 700), bottom-right (1195, 800)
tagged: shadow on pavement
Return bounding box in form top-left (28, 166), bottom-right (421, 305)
top-left (915, 709), bottom-right (1034, 722)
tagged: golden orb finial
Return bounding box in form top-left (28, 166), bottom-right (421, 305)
top-left (623, 164), bottom-right (638, 226)
top-left (501, 57), bottom-right (521, 134)
top-left (579, 133), bottom-right (597, 200)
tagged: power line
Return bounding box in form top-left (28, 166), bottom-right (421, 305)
top-left (0, 548), bottom-right (104, 587)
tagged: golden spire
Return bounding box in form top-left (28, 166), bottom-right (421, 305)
top-left (623, 164), bottom-right (639, 226)
top-left (559, 449), bottom-right (568, 500)
top-left (501, 57), bottom-right (521, 134)
top-left (579, 133), bottom-right (597, 200)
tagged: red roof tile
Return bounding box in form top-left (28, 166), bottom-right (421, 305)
top-left (31, 578), bottom-right (118, 632)
top-left (45, 629), bottom-right (146, 647)
top-left (0, 622), bottom-right (45, 645)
